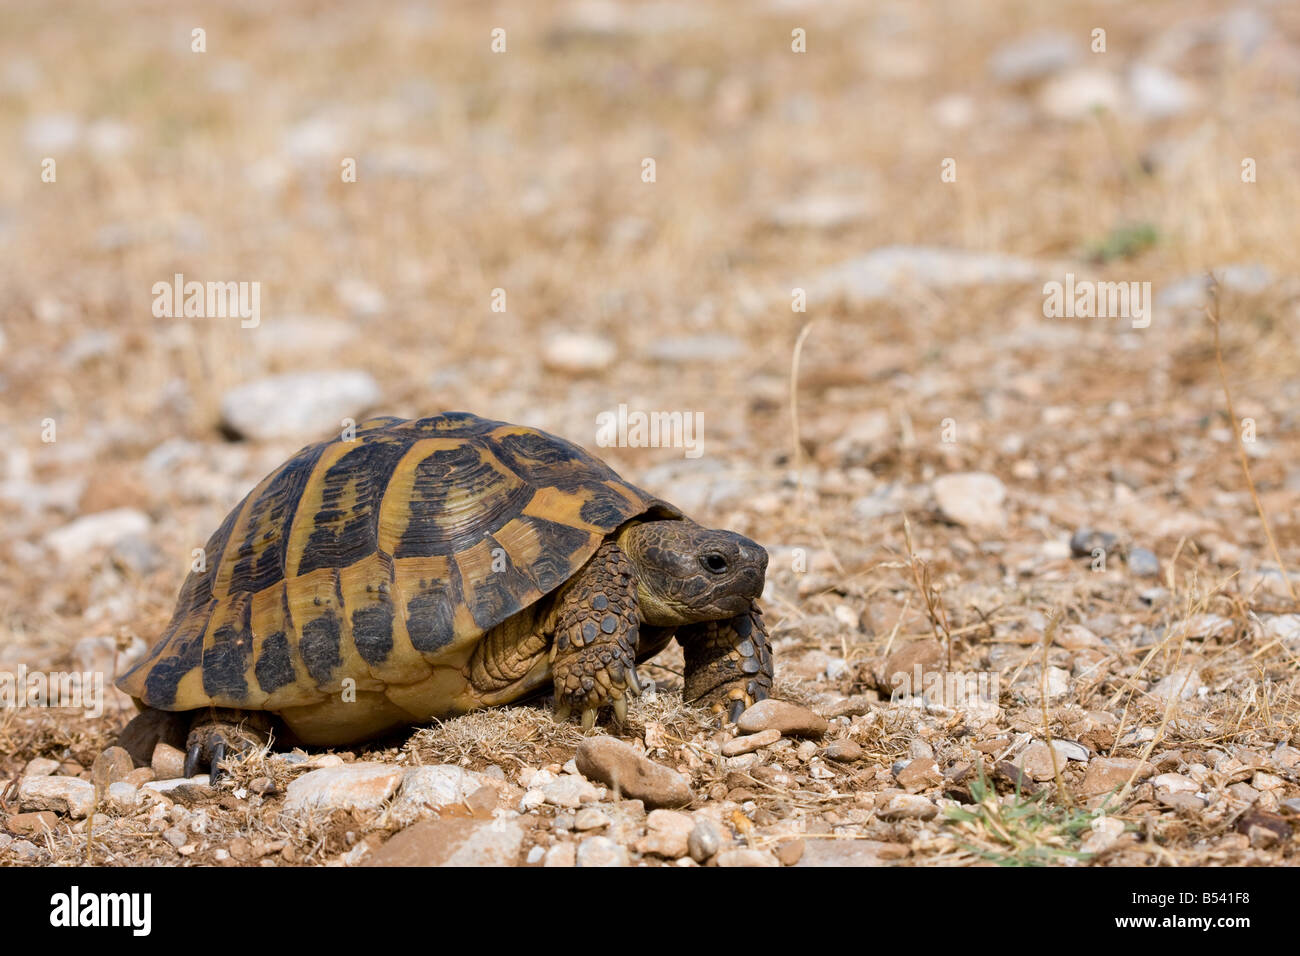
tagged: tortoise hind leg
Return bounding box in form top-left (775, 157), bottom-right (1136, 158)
top-left (677, 602), bottom-right (773, 724)
top-left (184, 707), bottom-right (273, 781)
top-left (549, 540), bottom-right (643, 731)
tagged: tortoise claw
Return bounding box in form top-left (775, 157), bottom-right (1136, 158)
top-left (184, 743), bottom-right (203, 779)
top-left (554, 704), bottom-right (572, 723)
top-left (728, 699), bottom-right (746, 725)
top-left (209, 737), bottom-right (227, 783)
top-left (580, 708), bottom-right (598, 733)
top-left (626, 667), bottom-right (642, 697)
top-left (612, 696), bottom-right (628, 725)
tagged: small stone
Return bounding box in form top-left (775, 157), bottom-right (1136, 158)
top-left (44, 508), bottom-right (151, 564)
top-left (932, 472), bottom-right (1007, 530)
top-left (716, 848), bottom-right (780, 867)
top-left (1149, 669), bottom-right (1202, 702)
top-left (1152, 773), bottom-right (1198, 793)
top-left (117, 709), bottom-right (188, 768)
top-left (823, 738), bottom-right (863, 762)
top-left (575, 737), bottom-right (693, 808)
top-left (1127, 548), bottom-right (1160, 577)
top-left (1037, 68), bottom-right (1124, 120)
top-left (526, 846), bottom-right (545, 864)
top-left (91, 747), bottom-right (135, 792)
top-left (9, 840), bottom-right (41, 861)
top-left (735, 699), bottom-right (827, 738)
top-left (1128, 64), bottom-right (1195, 120)
top-left (879, 794), bottom-right (937, 820)
top-left (1081, 816), bottom-right (1127, 855)
top-left (249, 776), bottom-right (274, 794)
top-left (1015, 743), bottom-right (1059, 782)
top-left (880, 640), bottom-right (945, 696)
top-left (1082, 757), bottom-right (1154, 796)
top-left (540, 774), bottom-right (600, 808)
top-left (151, 743), bottom-right (186, 781)
top-left (989, 32), bottom-right (1079, 84)
top-left (895, 757), bottom-right (943, 790)
top-left (364, 817), bottom-right (524, 867)
top-left (220, 371), bottom-right (381, 441)
top-left (544, 843), bottom-right (577, 867)
top-left (285, 762), bottom-right (404, 813)
top-left (7, 811), bottom-right (58, 836)
top-left (142, 776), bottom-right (210, 794)
top-left (162, 827), bottom-right (188, 849)
top-left (574, 807), bottom-right (610, 831)
top-left (576, 836), bottom-right (629, 867)
top-left (721, 729), bottom-right (781, 756)
top-left (796, 839), bottom-right (907, 866)
top-left (1252, 772), bottom-right (1283, 792)
top-left (775, 838), bottom-right (805, 866)
top-left (124, 768), bottom-right (156, 787)
top-left (106, 782), bottom-right (140, 812)
top-left (17, 776), bottom-right (95, 818)
top-left (1070, 528), bottom-right (1118, 558)
top-left (542, 333), bottom-right (617, 375)
top-left (688, 819), bottom-right (722, 862)
top-left (383, 765), bottom-right (487, 826)
top-left (635, 809), bottom-right (694, 859)
top-left (1055, 624), bottom-right (1104, 650)
top-left (23, 758), bottom-right (59, 777)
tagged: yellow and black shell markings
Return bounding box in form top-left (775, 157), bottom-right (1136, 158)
top-left (118, 412), bottom-right (676, 713)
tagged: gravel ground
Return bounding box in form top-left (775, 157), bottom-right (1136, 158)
top-left (2, 1), bottom-right (1300, 866)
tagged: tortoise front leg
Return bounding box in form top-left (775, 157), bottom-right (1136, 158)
top-left (549, 540), bottom-right (642, 731)
top-left (184, 707), bottom-right (272, 781)
top-left (677, 602), bottom-right (773, 724)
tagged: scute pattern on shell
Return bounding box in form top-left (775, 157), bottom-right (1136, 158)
top-left (118, 412), bottom-right (676, 712)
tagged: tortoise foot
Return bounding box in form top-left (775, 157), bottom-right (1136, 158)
top-left (677, 603), bottom-right (774, 724)
top-left (184, 709), bottom-right (270, 781)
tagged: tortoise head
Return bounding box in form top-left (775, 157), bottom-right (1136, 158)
top-left (618, 519), bottom-right (768, 626)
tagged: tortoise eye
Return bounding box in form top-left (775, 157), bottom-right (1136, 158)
top-left (701, 553), bottom-right (728, 574)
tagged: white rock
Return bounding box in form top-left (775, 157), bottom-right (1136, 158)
top-left (284, 763), bottom-right (403, 813)
top-left (254, 315), bottom-right (357, 354)
top-left (334, 278), bottom-right (387, 317)
top-left (1148, 668), bottom-right (1202, 702)
top-left (636, 809), bottom-right (694, 858)
top-left (526, 846), bottom-right (545, 864)
top-left (106, 782), bottom-right (140, 812)
top-left (540, 774), bottom-right (600, 808)
top-left (1128, 64), bottom-right (1195, 120)
top-left (220, 371), bottom-right (381, 441)
top-left (542, 333), bottom-right (616, 374)
top-left (23, 758), bottom-right (59, 777)
top-left (23, 113), bottom-right (81, 152)
top-left (576, 835), bottom-right (629, 867)
top-left (1037, 68), bottom-right (1124, 120)
top-left (1152, 773), bottom-right (1198, 793)
top-left (765, 195), bottom-right (872, 231)
top-left (519, 789), bottom-right (546, 812)
top-left (644, 334), bottom-right (745, 365)
top-left (932, 472), bottom-right (1007, 529)
top-left (44, 509), bottom-right (151, 563)
top-left (383, 765), bottom-right (486, 826)
top-left (879, 793), bottom-right (937, 820)
top-left (18, 776), bottom-right (95, 819)
top-left (142, 776), bottom-right (210, 794)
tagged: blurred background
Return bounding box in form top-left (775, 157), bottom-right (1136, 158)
top-left (2, 1), bottom-right (1299, 731)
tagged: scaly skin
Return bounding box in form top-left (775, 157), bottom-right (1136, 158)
top-left (549, 541), bottom-right (643, 731)
top-left (678, 603), bottom-right (773, 723)
top-left (183, 707), bottom-right (272, 781)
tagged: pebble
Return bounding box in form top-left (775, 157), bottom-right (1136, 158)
top-left (162, 827), bottom-right (188, 849)
top-left (7, 811), bottom-right (58, 836)
top-left (645, 334), bottom-right (745, 365)
top-left (895, 758), bottom-right (943, 790)
top-left (796, 839), bottom-right (908, 866)
top-left (721, 729), bottom-right (781, 756)
top-left (1070, 528), bottom-right (1119, 558)
top-left (576, 836), bottom-right (629, 867)
top-left (106, 782), bottom-right (140, 812)
top-left (544, 843), bottom-right (577, 867)
top-left (989, 32), bottom-right (1079, 84)
top-left (44, 508), bottom-right (151, 563)
top-left (932, 472), bottom-right (1007, 530)
top-left (765, 196), bottom-right (872, 231)
top-left (220, 371), bottom-right (381, 441)
top-left (285, 762), bottom-right (404, 813)
top-left (823, 738), bottom-right (863, 762)
top-left (18, 776), bottom-right (95, 818)
top-left (142, 776), bottom-right (210, 794)
top-left (91, 747), bottom-right (135, 792)
top-left (575, 737), bottom-right (693, 808)
top-left (542, 333), bottom-right (616, 374)
top-left (151, 743), bottom-right (187, 781)
top-left (124, 767), bottom-right (156, 787)
top-left (525, 846), bottom-right (545, 864)
top-left (573, 807), bottom-right (610, 831)
top-left (1082, 757), bottom-right (1155, 796)
top-left (23, 757), bottom-right (59, 777)
top-left (880, 640), bottom-right (944, 696)
top-left (688, 819), bottom-right (722, 863)
top-left (1081, 816), bottom-right (1127, 855)
top-left (735, 699), bottom-right (827, 738)
top-left (716, 848), bottom-right (780, 867)
top-left (879, 794), bottom-right (938, 821)
top-left (363, 817), bottom-right (524, 867)
top-left (1148, 669), bottom-right (1202, 702)
top-left (1127, 548), bottom-right (1160, 577)
top-left (774, 838), bottom-right (806, 866)
top-left (540, 774), bottom-right (601, 808)
top-left (1128, 64), bottom-right (1195, 120)
top-left (383, 765), bottom-right (487, 826)
top-left (636, 809), bottom-right (694, 859)
top-left (1036, 68), bottom-right (1124, 120)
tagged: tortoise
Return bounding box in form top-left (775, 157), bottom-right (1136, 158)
top-left (117, 411), bottom-right (773, 777)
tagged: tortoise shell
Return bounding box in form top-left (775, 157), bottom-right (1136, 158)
top-left (118, 412), bottom-right (678, 713)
